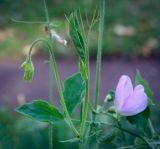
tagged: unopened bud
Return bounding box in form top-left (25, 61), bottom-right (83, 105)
top-left (20, 58), bottom-right (34, 81)
top-left (104, 90), bottom-right (115, 103)
top-left (51, 30), bottom-right (67, 46)
top-left (108, 106), bottom-right (115, 113)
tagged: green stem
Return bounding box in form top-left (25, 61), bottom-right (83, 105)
top-left (11, 18), bottom-right (47, 24)
top-left (79, 29), bottom-right (90, 140)
top-left (43, 1), bottom-right (53, 148)
top-left (148, 119), bottom-right (156, 137)
top-left (93, 0), bottom-right (105, 121)
top-left (80, 79), bottom-right (89, 140)
top-left (49, 45), bottom-right (79, 137)
top-left (48, 124), bottom-right (53, 149)
top-left (28, 38), bottom-right (79, 137)
top-left (49, 47), bottom-right (54, 149)
top-left (49, 53), bottom-right (54, 104)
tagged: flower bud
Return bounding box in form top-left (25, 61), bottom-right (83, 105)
top-left (20, 58), bottom-right (34, 81)
top-left (104, 90), bottom-right (115, 103)
top-left (51, 30), bottom-right (67, 46)
top-left (108, 106), bottom-right (115, 113)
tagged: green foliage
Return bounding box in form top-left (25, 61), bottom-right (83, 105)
top-left (69, 11), bottom-right (86, 62)
top-left (0, 107), bottom-right (79, 149)
top-left (127, 107), bottom-right (150, 131)
top-left (16, 100), bottom-right (64, 123)
top-left (63, 72), bottom-right (85, 114)
top-left (100, 128), bottom-right (118, 144)
top-left (95, 113), bottom-right (117, 126)
top-left (135, 70), bottom-right (154, 105)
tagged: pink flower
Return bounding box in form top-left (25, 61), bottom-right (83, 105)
top-left (115, 75), bottom-right (148, 116)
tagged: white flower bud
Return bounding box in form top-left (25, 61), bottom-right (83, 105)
top-left (51, 30), bottom-right (67, 46)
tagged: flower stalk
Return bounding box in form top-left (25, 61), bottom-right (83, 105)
top-left (27, 38), bottom-right (79, 137)
top-left (43, 0), bottom-right (54, 148)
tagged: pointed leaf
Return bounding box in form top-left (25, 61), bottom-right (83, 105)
top-left (63, 73), bottom-right (85, 114)
top-left (135, 70), bottom-right (154, 105)
top-left (16, 100), bottom-right (64, 123)
top-left (69, 11), bottom-right (86, 61)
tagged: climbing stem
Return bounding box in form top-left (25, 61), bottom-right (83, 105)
top-left (48, 44), bottom-right (79, 137)
top-left (49, 46), bottom-right (54, 149)
top-left (28, 38), bottom-right (79, 137)
top-left (93, 0), bottom-right (105, 121)
top-left (80, 79), bottom-right (89, 140)
top-left (79, 30), bottom-right (90, 140)
top-left (43, 0), bottom-right (54, 147)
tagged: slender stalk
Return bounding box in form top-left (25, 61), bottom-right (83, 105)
top-left (81, 0), bottom-right (105, 146)
top-left (93, 0), bottom-right (105, 121)
top-left (44, 0), bottom-right (79, 137)
top-left (11, 18), bottom-right (47, 24)
top-left (48, 52), bottom-right (54, 149)
top-left (43, 1), bottom-right (54, 148)
top-left (28, 38), bottom-right (79, 137)
top-left (48, 44), bottom-right (79, 136)
top-left (79, 30), bottom-right (90, 141)
top-left (80, 79), bottom-right (89, 140)
top-left (49, 53), bottom-right (54, 103)
top-left (148, 119), bottom-right (156, 137)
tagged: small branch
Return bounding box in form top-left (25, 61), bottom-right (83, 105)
top-left (11, 18), bottom-right (47, 24)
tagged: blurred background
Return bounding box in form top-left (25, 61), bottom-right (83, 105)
top-left (0, 0), bottom-right (160, 148)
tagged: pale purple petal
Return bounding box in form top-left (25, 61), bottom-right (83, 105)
top-left (115, 75), bottom-right (133, 111)
top-left (119, 85), bottom-right (148, 116)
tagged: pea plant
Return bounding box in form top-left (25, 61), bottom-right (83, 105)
top-left (15, 0), bottom-right (160, 148)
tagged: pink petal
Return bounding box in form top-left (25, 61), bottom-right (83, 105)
top-left (115, 75), bottom-right (133, 111)
top-left (120, 85), bottom-right (148, 116)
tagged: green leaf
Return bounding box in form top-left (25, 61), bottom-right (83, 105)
top-left (95, 113), bottom-right (117, 126)
top-left (16, 100), bottom-right (64, 123)
top-left (135, 70), bottom-right (154, 105)
top-left (127, 107), bottom-right (150, 131)
top-left (69, 11), bottom-right (86, 61)
top-left (63, 73), bottom-right (85, 114)
top-left (101, 128), bottom-right (118, 144)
